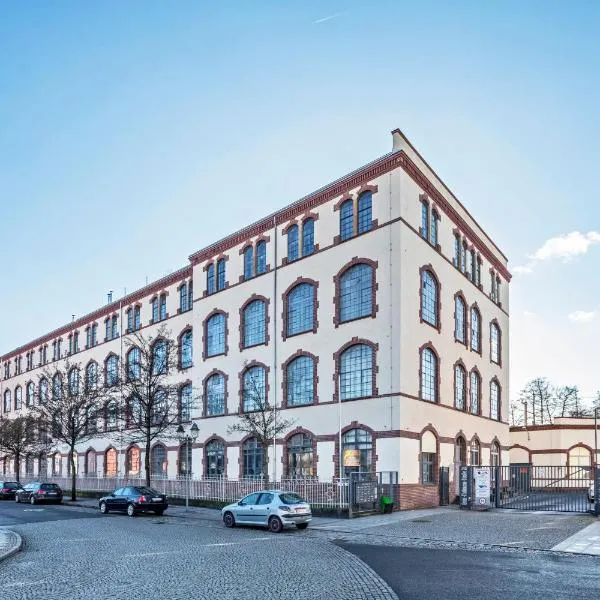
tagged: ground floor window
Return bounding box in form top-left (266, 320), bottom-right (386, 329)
top-left (206, 440), bottom-right (225, 477)
top-left (105, 448), bottom-right (117, 477)
top-left (243, 438), bottom-right (263, 478)
top-left (286, 433), bottom-right (314, 478)
top-left (126, 447), bottom-right (140, 476)
top-left (151, 445), bottom-right (167, 477)
top-left (341, 428), bottom-right (372, 477)
top-left (470, 440), bottom-right (481, 466)
top-left (85, 450), bottom-right (97, 477)
top-left (421, 453), bottom-right (435, 484)
top-left (178, 443), bottom-right (192, 476)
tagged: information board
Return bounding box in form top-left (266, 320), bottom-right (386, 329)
top-left (473, 467), bottom-right (491, 510)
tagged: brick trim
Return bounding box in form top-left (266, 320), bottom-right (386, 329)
top-left (333, 257), bottom-right (378, 328)
top-left (332, 338), bottom-right (379, 404)
top-left (281, 277), bottom-right (319, 341)
top-left (281, 350), bottom-right (320, 408)
top-left (239, 294), bottom-right (271, 352)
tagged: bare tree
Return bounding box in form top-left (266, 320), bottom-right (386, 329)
top-left (509, 399), bottom-right (524, 427)
top-left (115, 325), bottom-right (195, 487)
top-left (519, 378), bottom-right (554, 425)
top-left (555, 386), bottom-right (581, 418)
top-left (0, 416), bottom-right (40, 483)
top-left (227, 365), bottom-right (293, 488)
top-left (28, 359), bottom-right (109, 500)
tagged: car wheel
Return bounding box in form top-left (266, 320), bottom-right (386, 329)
top-left (296, 523), bottom-right (308, 530)
top-left (269, 516), bottom-right (283, 533)
top-left (223, 511), bottom-right (235, 528)
top-left (99, 501), bottom-right (109, 514)
top-left (126, 503), bottom-right (136, 517)
top-left (154, 509), bottom-right (164, 516)
top-left (30, 496), bottom-right (36, 505)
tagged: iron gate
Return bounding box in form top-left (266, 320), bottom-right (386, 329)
top-left (349, 471), bottom-right (379, 516)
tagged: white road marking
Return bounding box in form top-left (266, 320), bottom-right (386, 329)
top-left (501, 541), bottom-right (526, 546)
top-left (23, 509), bottom-right (44, 512)
top-left (202, 537), bottom-right (271, 547)
top-left (123, 551), bottom-right (182, 558)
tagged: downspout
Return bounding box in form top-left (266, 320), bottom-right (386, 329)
top-left (272, 215), bottom-right (278, 482)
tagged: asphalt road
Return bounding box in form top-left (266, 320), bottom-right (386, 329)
top-left (0, 499), bottom-right (103, 526)
top-left (342, 543), bottom-right (600, 600)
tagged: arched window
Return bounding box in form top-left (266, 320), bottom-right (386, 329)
top-left (152, 389), bottom-right (167, 425)
top-left (127, 395), bottom-right (142, 428)
top-left (341, 429), bottom-right (372, 477)
top-left (490, 379), bottom-right (500, 421)
top-left (287, 224), bottom-right (299, 262)
top-left (243, 246), bottom-right (254, 280)
top-left (126, 307), bottom-right (133, 332)
top-left (178, 443), bottom-right (192, 476)
top-left (151, 444), bottom-right (167, 477)
top-left (205, 439), bottom-right (225, 477)
top-left (454, 365), bottom-right (466, 410)
top-left (159, 294), bottom-right (167, 321)
top-left (431, 209), bottom-right (439, 246)
top-left (134, 305), bottom-right (141, 330)
top-left (126, 446), bottom-right (140, 476)
top-left (421, 430), bottom-right (438, 484)
top-left (26, 382), bottom-right (35, 407)
top-left (85, 450), bottom-right (97, 477)
top-left (420, 347), bottom-right (438, 402)
top-left (490, 442), bottom-right (501, 467)
top-left (470, 439), bottom-right (481, 466)
top-left (205, 313), bottom-right (226, 357)
top-left (205, 373), bottom-right (225, 416)
top-left (357, 191), bottom-right (372, 234)
top-left (286, 283), bottom-right (315, 336)
top-left (286, 355), bottom-right (315, 406)
top-left (470, 370), bottom-right (481, 415)
top-left (127, 347), bottom-right (141, 381)
top-left (287, 432), bottom-right (314, 478)
top-left (86, 361), bottom-right (98, 390)
top-left (188, 281), bottom-right (194, 308)
top-left (455, 436), bottom-right (467, 466)
top-left (242, 438), bottom-right (263, 479)
top-left (421, 270), bottom-right (439, 327)
top-left (302, 218), bottom-right (315, 256)
top-left (105, 400), bottom-right (118, 431)
top-left (152, 340), bottom-right (168, 375)
top-left (256, 240), bottom-right (267, 275)
top-left (179, 383), bottom-right (192, 422)
top-left (217, 259), bottom-right (226, 290)
top-left (3, 390), bottom-right (10, 413)
top-left (179, 282), bottom-right (188, 312)
top-left (14, 386), bottom-right (22, 410)
top-left (68, 368), bottom-right (79, 396)
top-left (52, 373), bottom-right (63, 400)
top-left (39, 378), bottom-right (48, 404)
top-left (339, 199), bottom-right (354, 241)
top-left (85, 405), bottom-right (97, 434)
top-left (243, 299), bottom-right (266, 348)
top-left (151, 297), bottom-right (159, 322)
top-left (568, 446), bottom-right (591, 476)
top-left (339, 344), bottom-right (373, 400)
top-left (243, 366), bottom-right (266, 412)
top-left (471, 307), bottom-right (481, 352)
top-left (105, 355), bottom-right (119, 386)
top-left (104, 448), bottom-right (117, 477)
top-left (490, 322), bottom-right (501, 364)
top-left (339, 263), bottom-right (373, 323)
top-left (207, 263), bottom-right (215, 295)
top-left (180, 329), bottom-right (193, 369)
top-left (454, 296), bottom-right (466, 343)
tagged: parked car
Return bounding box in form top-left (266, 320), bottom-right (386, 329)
top-left (15, 482), bottom-right (63, 504)
top-left (222, 490), bottom-right (312, 533)
top-left (98, 486), bottom-right (168, 517)
top-left (0, 481), bottom-right (22, 500)
top-left (588, 483), bottom-right (595, 503)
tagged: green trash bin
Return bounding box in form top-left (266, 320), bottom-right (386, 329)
top-left (379, 495), bottom-right (394, 514)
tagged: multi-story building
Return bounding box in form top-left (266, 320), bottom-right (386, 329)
top-left (0, 129), bottom-right (510, 509)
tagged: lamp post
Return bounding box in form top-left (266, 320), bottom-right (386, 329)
top-left (177, 422), bottom-right (199, 511)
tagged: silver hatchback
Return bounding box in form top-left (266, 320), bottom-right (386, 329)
top-left (222, 490), bottom-right (312, 533)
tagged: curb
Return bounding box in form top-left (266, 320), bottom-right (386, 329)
top-left (0, 530), bottom-right (23, 563)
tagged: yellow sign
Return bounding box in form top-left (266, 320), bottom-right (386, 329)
top-left (343, 449), bottom-right (361, 467)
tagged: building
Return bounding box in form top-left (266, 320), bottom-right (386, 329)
top-left (0, 129), bottom-right (510, 509)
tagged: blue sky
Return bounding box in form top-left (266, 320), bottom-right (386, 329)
top-left (1, 1), bottom-right (599, 403)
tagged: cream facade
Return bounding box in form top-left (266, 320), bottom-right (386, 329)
top-left (0, 129), bottom-right (511, 509)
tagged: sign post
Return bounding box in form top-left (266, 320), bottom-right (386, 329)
top-left (473, 467), bottom-right (491, 510)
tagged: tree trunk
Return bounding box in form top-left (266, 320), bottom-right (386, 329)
top-left (262, 445), bottom-right (270, 490)
top-left (14, 451), bottom-right (20, 483)
top-left (70, 449), bottom-right (77, 501)
top-left (145, 435), bottom-right (151, 487)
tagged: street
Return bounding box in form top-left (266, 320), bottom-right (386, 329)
top-left (0, 500), bottom-right (103, 526)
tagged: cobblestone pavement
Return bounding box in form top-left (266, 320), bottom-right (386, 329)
top-left (0, 528), bottom-right (22, 562)
top-left (2, 514), bottom-right (397, 600)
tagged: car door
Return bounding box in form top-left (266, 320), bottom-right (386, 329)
top-left (253, 493), bottom-right (274, 526)
top-left (235, 493), bottom-right (261, 524)
top-left (107, 488), bottom-right (126, 511)
top-left (21, 483), bottom-right (34, 501)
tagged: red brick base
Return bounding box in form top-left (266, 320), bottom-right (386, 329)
top-left (382, 483), bottom-right (440, 510)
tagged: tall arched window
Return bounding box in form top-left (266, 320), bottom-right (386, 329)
top-left (243, 366), bottom-right (266, 412)
top-left (3, 390), bottom-right (11, 413)
top-left (339, 263), bottom-right (373, 323)
top-left (180, 329), bottom-right (193, 368)
top-left (421, 270), bottom-right (439, 327)
top-left (206, 439), bottom-right (225, 477)
top-left (287, 224), bottom-right (299, 262)
top-left (105, 400), bottom-right (118, 431)
top-left (105, 355), bottom-right (119, 386)
top-left (470, 439), bottom-right (481, 466)
top-left (26, 382), bottom-right (35, 407)
top-left (421, 430), bottom-right (438, 484)
top-left (152, 389), bottom-right (167, 425)
top-left (454, 296), bottom-right (466, 343)
top-left (341, 429), bottom-right (372, 477)
top-left (152, 340), bottom-right (167, 375)
top-left (339, 199), bottom-right (354, 241)
top-left (127, 347), bottom-right (141, 381)
top-left (86, 361), bottom-right (98, 390)
top-left (178, 443), bottom-right (192, 476)
top-left (207, 263), bottom-right (215, 294)
top-left (39, 378), bottom-right (48, 404)
top-left (454, 365), bottom-right (466, 410)
top-left (470, 307), bottom-right (481, 352)
top-left (357, 191), bottom-right (372, 234)
top-left (85, 405), bottom-right (97, 434)
top-left (490, 322), bottom-right (501, 364)
top-left (205, 373), bottom-right (225, 416)
top-left (159, 294), bottom-right (167, 320)
top-left (242, 438), bottom-right (263, 478)
top-left (14, 386), bottom-right (22, 410)
top-left (85, 450), bottom-right (97, 477)
top-left (490, 442), bottom-right (501, 467)
top-left (134, 305), bottom-right (141, 330)
top-left (420, 347), bottom-right (438, 402)
top-left (455, 437), bottom-right (467, 466)
top-left (206, 313), bottom-right (226, 357)
top-left (243, 246), bottom-right (254, 280)
top-left (287, 432), bottom-right (314, 478)
top-left (68, 368), bottom-right (79, 396)
top-left (302, 218), bottom-right (315, 256)
top-left (243, 299), bottom-right (266, 348)
top-left (151, 444), bottom-right (167, 477)
top-left (52, 373), bottom-right (63, 400)
top-left (470, 370), bottom-right (481, 415)
top-left (151, 297), bottom-right (159, 322)
top-left (256, 240), bottom-right (267, 275)
top-left (126, 446), bottom-right (140, 476)
top-left (127, 395), bottom-right (142, 428)
top-left (105, 448), bottom-right (117, 477)
top-left (179, 383), bottom-right (192, 422)
top-left (568, 446), bottom-right (591, 476)
top-left (179, 282), bottom-right (188, 312)
top-left (286, 355), bottom-right (315, 406)
top-left (217, 259), bottom-right (226, 290)
top-left (339, 344), bottom-right (373, 400)
top-left (490, 379), bottom-right (500, 421)
top-left (286, 283), bottom-right (315, 336)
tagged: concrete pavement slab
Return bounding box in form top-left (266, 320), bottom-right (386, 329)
top-left (552, 521), bottom-right (600, 555)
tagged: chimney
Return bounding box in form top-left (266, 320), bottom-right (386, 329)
top-left (391, 128), bottom-right (403, 151)
top-left (107, 291), bottom-right (113, 304)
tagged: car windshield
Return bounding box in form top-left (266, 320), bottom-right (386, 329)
top-left (279, 493), bottom-right (305, 505)
top-left (41, 484), bottom-right (61, 490)
top-left (4, 482), bottom-right (19, 489)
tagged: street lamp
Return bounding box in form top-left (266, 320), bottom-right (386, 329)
top-left (177, 422), bottom-right (199, 511)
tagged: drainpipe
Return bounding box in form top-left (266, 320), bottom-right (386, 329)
top-left (272, 215), bottom-right (278, 482)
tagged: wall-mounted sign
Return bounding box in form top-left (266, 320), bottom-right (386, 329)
top-left (474, 467), bottom-right (491, 509)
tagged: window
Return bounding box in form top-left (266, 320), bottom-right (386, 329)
top-left (455, 296), bottom-right (466, 343)
top-left (453, 234), bottom-right (461, 267)
top-left (3, 390), bottom-right (10, 413)
top-left (470, 440), bottom-right (481, 466)
top-left (286, 355), bottom-right (315, 406)
top-left (52, 340), bottom-right (58, 361)
top-left (68, 334), bottom-right (73, 355)
top-left (206, 313), bottom-right (226, 357)
top-left (339, 263), bottom-right (373, 323)
top-left (205, 373), bottom-right (225, 416)
top-left (302, 218), bottom-right (314, 256)
top-left (178, 443), bottom-right (192, 476)
top-left (152, 389), bottom-right (167, 425)
top-left (126, 447), bottom-right (140, 476)
top-left (105, 401), bottom-right (118, 431)
top-left (188, 280), bottom-right (194, 306)
top-left (470, 307), bottom-right (481, 352)
top-left (180, 282), bottom-right (188, 312)
top-left (127, 308), bottom-right (133, 332)
top-left (431, 210), bottom-right (439, 247)
top-left (86, 361), bottom-right (98, 390)
top-left (420, 347), bottom-right (438, 402)
top-left (420, 199), bottom-right (429, 239)
top-left (490, 379), bottom-right (500, 421)
top-left (256, 240), bottom-right (267, 275)
top-left (470, 371), bottom-right (480, 415)
top-left (205, 440), bottom-right (225, 477)
top-left (490, 442), bottom-right (500, 467)
top-left (179, 383), bottom-right (192, 422)
top-left (339, 199), bottom-right (354, 241)
top-left (127, 348), bottom-right (141, 381)
top-left (476, 257), bottom-right (482, 286)
top-left (243, 438), bottom-right (263, 478)
top-left (286, 283), bottom-right (315, 336)
top-left (461, 241), bottom-right (467, 273)
top-left (357, 191), bottom-right (372, 234)
top-left (243, 365), bottom-right (266, 412)
top-left (496, 276), bottom-right (501, 304)
top-left (68, 368), bottom-right (79, 396)
top-left (159, 294), bottom-right (167, 320)
top-left (26, 382), bottom-right (34, 407)
top-left (341, 429), bottom-right (372, 477)
top-left (207, 264), bottom-right (215, 295)
top-left (151, 444), bottom-right (167, 477)
top-left (216, 259), bottom-right (226, 291)
top-left (105, 318), bottom-right (111, 341)
top-left (105, 355), bottom-right (119, 386)
top-left (287, 433), bottom-right (313, 478)
top-left (85, 405), bottom-right (97, 434)
top-left (73, 332), bottom-right (79, 352)
top-left (127, 396), bottom-right (142, 427)
top-left (152, 340), bottom-right (167, 375)
top-left (421, 430), bottom-right (437, 484)
top-left (339, 344), bottom-right (373, 400)
top-left (84, 450), bottom-right (97, 476)
top-left (243, 246), bottom-right (254, 280)
top-left (180, 330), bottom-right (193, 368)
top-left (152, 297), bottom-right (159, 322)
top-left (134, 306), bottom-right (141, 330)
top-left (14, 386), bottom-right (22, 410)
top-left (490, 322), bottom-right (501, 364)
top-left (39, 378), bottom-right (48, 404)
top-left (421, 270), bottom-right (438, 327)
top-left (454, 365), bottom-right (466, 410)
top-left (243, 299), bottom-right (266, 348)
top-left (470, 249), bottom-right (476, 281)
top-left (52, 373), bottom-right (63, 400)
top-left (287, 224), bottom-right (299, 262)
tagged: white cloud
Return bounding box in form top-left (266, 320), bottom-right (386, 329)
top-left (314, 14), bottom-right (340, 24)
top-left (523, 310), bottom-right (537, 318)
top-left (513, 265), bottom-right (534, 275)
top-left (567, 310), bottom-right (597, 323)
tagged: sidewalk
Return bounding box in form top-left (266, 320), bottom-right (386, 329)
top-left (552, 521), bottom-right (600, 555)
top-left (0, 529), bottom-right (23, 562)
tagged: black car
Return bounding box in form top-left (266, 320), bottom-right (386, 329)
top-left (0, 481), bottom-right (22, 499)
top-left (99, 486), bottom-right (168, 517)
top-left (15, 482), bottom-right (63, 504)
